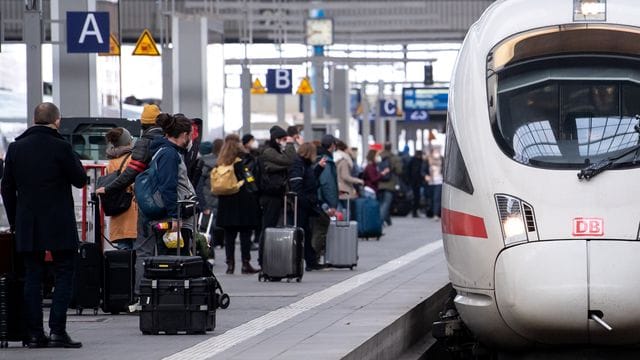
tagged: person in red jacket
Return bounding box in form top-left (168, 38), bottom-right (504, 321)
top-left (363, 149), bottom-right (390, 196)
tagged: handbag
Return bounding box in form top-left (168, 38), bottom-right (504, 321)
top-left (97, 153), bottom-right (133, 216)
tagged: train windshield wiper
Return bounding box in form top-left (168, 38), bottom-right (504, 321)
top-left (578, 143), bottom-right (640, 180)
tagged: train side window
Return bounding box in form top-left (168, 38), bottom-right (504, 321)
top-left (444, 119), bottom-right (474, 195)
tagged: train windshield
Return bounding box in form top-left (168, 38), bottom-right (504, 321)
top-left (494, 64), bottom-right (640, 169)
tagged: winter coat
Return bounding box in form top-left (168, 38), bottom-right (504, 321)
top-left (106, 150), bottom-right (138, 241)
top-left (334, 150), bottom-right (364, 200)
top-left (216, 155), bottom-right (260, 229)
top-left (377, 150), bottom-right (403, 192)
top-left (288, 155), bottom-right (323, 215)
top-left (316, 147), bottom-right (339, 209)
top-left (259, 142), bottom-right (296, 197)
top-left (148, 137), bottom-right (196, 220)
top-left (1, 125), bottom-right (86, 252)
top-left (196, 153), bottom-right (218, 210)
top-left (363, 163), bottom-right (384, 192)
top-left (105, 126), bottom-right (163, 193)
top-left (407, 156), bottom-right (428, 187)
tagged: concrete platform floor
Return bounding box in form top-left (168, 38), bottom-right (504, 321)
top-left (0, 216), bottom-right (448, 360)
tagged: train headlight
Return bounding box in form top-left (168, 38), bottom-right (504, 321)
top-left (496, 194), bottom-right (528, 246)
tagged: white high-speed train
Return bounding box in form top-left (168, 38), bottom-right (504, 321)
top-left (443, 0), bottom-right (640, 348)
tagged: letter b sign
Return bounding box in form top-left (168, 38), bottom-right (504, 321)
top-left (267, 69), bottom-right (293, 94)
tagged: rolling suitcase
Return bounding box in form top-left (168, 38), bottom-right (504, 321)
top-left (0, 232), bottom-right (27, 348)
top-left (102, 249), bottom-right (135, 314)
top-left (355, 197), bottom-right (383, 240)
top-left (139, 275), bottom-right (229, 335)
top-left (0, 274), bottom-right (27, 348)
top-left (70, 242), bottom-right (102, 315)
top-left (259, 192), bottom-right (304, 282)
top-left (325, 198), bottom-right (358, 270)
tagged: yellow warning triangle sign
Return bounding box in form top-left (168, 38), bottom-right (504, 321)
top-left (251, 78), bottom-right (266, 95)
top-left (132, 29), bottom-right (160, 56)
top-left (100, 33), bottom-right (120, 56)
top-left (296, 77), bottom-right (314, 95)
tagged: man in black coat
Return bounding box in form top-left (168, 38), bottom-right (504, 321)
top-left (1, 102), bottom-right (86, 348)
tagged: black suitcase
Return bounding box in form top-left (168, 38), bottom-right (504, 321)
top-left (139, 276), bottom-right (229, 335)
top-left (143, 256), bottom-right (204, 279)
top-left (0, 274), bottom-right (27, 348)
top-left (102, 250), bottom-right (135, 314)
top-left (70, 242), bottom-right (102, 315)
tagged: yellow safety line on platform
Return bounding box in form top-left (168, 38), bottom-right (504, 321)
top-left (162, 240), bottom-right (444, 360)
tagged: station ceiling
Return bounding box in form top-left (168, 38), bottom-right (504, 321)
top-left (1, 0), bottom-right (495, 45)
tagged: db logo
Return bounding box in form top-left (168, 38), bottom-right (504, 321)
top-left (572, 218), bottom-right (604, 237)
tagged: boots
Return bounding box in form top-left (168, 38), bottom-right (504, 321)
top-left (241, 260), bottom-right (260, 274)
top-left (226, 260), bottom-right (235, 274)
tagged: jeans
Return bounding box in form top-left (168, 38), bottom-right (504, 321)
top-left (411, 185), bottom-right (423, 216)
top-left (224, 228), bottom-right (253, 263)
top-left (23, 250), bottom-right (75, 336)
top-left (431, 184), bottom-right (442, 217)
top-left (378, 190), bottom-right (394, 225)
top-left (134, 210), bottom-right (156, 295)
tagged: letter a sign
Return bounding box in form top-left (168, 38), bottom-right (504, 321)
top-left (66, 12), bottom-right (110, 53)
top-left (267, 69), bottom-right (293, 94)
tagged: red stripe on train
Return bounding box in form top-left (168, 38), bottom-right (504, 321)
top-left (441, 208), bottom-right (488, 239)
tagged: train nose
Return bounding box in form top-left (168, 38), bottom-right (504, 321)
top-left (494, 240), bottom-right (640, 345)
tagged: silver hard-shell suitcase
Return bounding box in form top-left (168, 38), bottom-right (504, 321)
top-left (259, 192), bottom-right (304, 282)
top-left (325, 197), bottom-right (358, 270)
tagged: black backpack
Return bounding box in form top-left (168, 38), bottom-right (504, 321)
top-left (256, 157), bottom-right (288, 196)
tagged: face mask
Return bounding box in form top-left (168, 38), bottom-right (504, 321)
top-left (250, 141), bottom-right (259, 150)
top-left (376, 156), bottom-right (382, 163)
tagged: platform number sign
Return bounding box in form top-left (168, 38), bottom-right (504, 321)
top-left (379, 99), bottom-right (397, 117)
top-left (66, 12), bottom-right (110, 53)
top-left (266, 69), bottom-right (293, 94)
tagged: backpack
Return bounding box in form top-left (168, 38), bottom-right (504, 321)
top-left (378, 158), bottom-right (392, 182)
top-left (211, 159), bottom-right (244, 196)
top-left (134, 148), bottom-right (168, 220)
top-left (257, 157), bottom-right (288, 196)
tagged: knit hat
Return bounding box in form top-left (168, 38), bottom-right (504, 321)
top-left (269, 126), bottom-right (287, 141)
top-left (140, 104), bottom-right (161, 125)
top-left (321, 134), bottom-right (337, 149)
top-left (115, 128), bottom-right (133, 147)
top-left (242, 134), bottom-right (255, 146)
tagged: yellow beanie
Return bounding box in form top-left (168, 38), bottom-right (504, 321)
top-left (140, 104), bottom-right (161, 125)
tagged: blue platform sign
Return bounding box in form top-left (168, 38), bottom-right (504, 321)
top-left (66, 12), bottom-right (110, 53)
top-left (402, 88), bottom-right (449, 121)
top-left (266, 69), bottom-right (293, 94)
top-left (379, 99), bottom-right (397, 117)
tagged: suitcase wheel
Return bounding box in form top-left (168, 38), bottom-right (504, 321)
top-left (296, 278), bottom-right (301, 283)
top-left (286, 278), bottom-right (291, 283)
top-left (376, 237), bottom-right (380, 241)
top-left (219, 293), bottom-right (230, 309)
top-left (350, 266), bottom-right (354, 271)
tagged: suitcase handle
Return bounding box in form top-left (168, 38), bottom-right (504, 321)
top-left (338, 191), bottom-right (351, 223)
top-left (284, 192), bottom-right (298, 228)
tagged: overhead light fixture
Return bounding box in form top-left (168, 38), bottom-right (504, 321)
top-left (574, 0), bottom-right (606, 22)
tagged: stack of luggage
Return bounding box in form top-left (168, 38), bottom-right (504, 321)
top-left (139, 200), bottom-right (229, 335)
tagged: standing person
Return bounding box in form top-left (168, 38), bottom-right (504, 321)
top-left (377, 142), bottom-right (403, 226)
top-left (1, 102), bottom-right (86, 348)
top-left (334, 140), bottom-right (364, 214)
top-left (104, 127), bottom-right (137, 250)
top-left (407, 150), bottom-right (428, 218)
top-left (147, 114), bottom-right (198, 254)
top-left (257, 126), bottom-right (296, 265)
top-left (215, 135), bottom-right (261, 274)
top-left (289, 143), bottom-right (326, 271)
top-left (196, 139), bottom-right (223, 247)
top-left (363, 149), bottom-right (390, 198)
top-left (96, 103), bottom-right (164, 297)
top-left (425, 147), bottom-right (444, 220)
top-left (242, 134), bottom-right (261, 250)
top-left (312, 134), bottom-right (339, 265)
